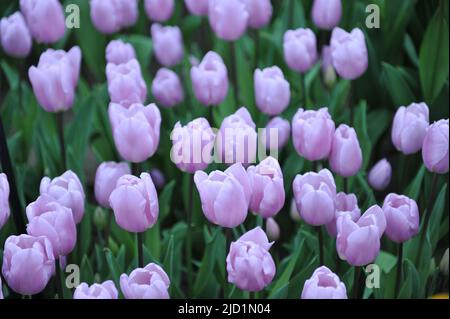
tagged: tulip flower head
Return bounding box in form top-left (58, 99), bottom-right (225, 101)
top-left (0, 173), bottom-right (10, 230)
top-left (283, 28), bottom-right (317, 73)
top-left (120, 263), bottom-right (170, 299)
top-left (260, 117), bottom-right (291, 150)
top-left (326, 192), bottom-right (360, 237)
top-left (152, 68), bottom-right (185, 108)
top-left (74, 281), bottom-right (118, 299)
top-left (145, 0), bottom-right (174, 22)
top-left (208, 0), bottom-right (249, 41)
top-left (329, 124), bottom-right (363, 177)
top-left (0, 12), bottom-right (32, 58)
top-left (94, 161), bottom-right (131, 208)
top-left (106, 39), bottom-right (136, 65)
top-left (422, 119), bottom-right (449, 174)
top-left (368, 158), bottom-right (392, 191)
top-left (301, 266), bottom-right (347, 299)
top-left (151, 23), bottom-right (184, 67)
top-left (382, 193), bottom-right (419, 243)
top-left (311, 0), bottom-right (342, 30)
top-left (254, 66), bottom-right (291, 116)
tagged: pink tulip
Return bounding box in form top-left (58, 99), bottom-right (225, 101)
top-left (145, 0), bottom-right (174, 22)
top-left (326, 192), bottom-right (360, 237)
top-left (329, 124), bottom-right (363, 177)
top-left (209, 0), bottom-right (249, 41)
top-left (94, 161), bottom-right (131, 208)
top-left (0, 173), bottom-right (10, 230)
top-left (151, 23), bottom-right (183, 67)
top-left (422, 119), bottom-right (449, 174)
top-left (90, 0), bottom-right (138, 34)
top-left (185, 0), bottom-right (209, 16)
top-left (311, 0), bottom-right (342, 30)
top-left (283, 28), bottom-right (317, 73)
top-left (74, 281), bottom-right (118, 299)
top-left (0, 12), bottom-right (32, 58)
top-left (368, 159), bottom-right (392, 191)
top-left (260, 117), bottom-right (291, 150)
top-left (254, 66), bottom-right (290, 116)
top-left (106, 39), bottom-right (136, 65)
top-left (382, 193), bottom-right (419, 243)
top-left (149, 168), bottom-right (166, 190)
top-left (120, 263), bottom-right (170, 299)
top-left (301, 266), bottom-right (347, 299)
top-left (152, 68), bottom-right (184, 108)
top-left (242, 0), bottom-right (272, 29)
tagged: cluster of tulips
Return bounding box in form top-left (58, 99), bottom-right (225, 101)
top-left (0, 0), bottom-right (449, 299)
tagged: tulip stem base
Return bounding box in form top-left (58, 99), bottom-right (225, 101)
top-left (353, 266), bottom-right (360, 299)
top-left (137, 232), bottom-right (144, 268)
top-left (55, 260), bottom-right (64, 299)
top-left (395, 243), bottom-right (403, 298)
top-left (317, 226), bottom-right (324, 266)
top-left (56, 112), bottom-right (66, 172)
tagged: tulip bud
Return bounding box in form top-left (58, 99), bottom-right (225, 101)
top-left (118, 0), bottom-right (139, 28)
top-left (226, 227), bottom-right (276, 291)
top-left (311, 0), bottom-right (342, 30)
top-left (290, 198), bottom-right (301, 222)
top-left (0, 12), bottom-right (32, 58)
top-left (20, 0), bottom-right (65, 44)
top-left (149, 168), bottom-right (166, 190)
top-left (40, 170), bottom-right (85, 224)
top-left (440, 248), bottom-right (449, 276)
top-left (368, 158), bottom-right (392, 191)
top-left (382, 193), bottom-right (419, 243)
top-left (191, 51), bottom-right (229, 106)
top-left (2, 234), bottom-right (55, 295)
top-left (260, 117), bottom-right (291, 150)
top-left (330, 27), bottom-right (368, 80)
top-left (185, 0), bottom-right (209, 16)
top-left (120, 263), bottom-right (170, 299)
top-left (74, 281), bottom-right (118, 299)
top-left (326, 192), bottom-right (360, 237)
top-left (209, 0), bottom-right (249, 41)
top-left (93, 207), bottom-right (108, 231)
top-left (293, 169), bottom-right (336, 226)
top-left (151, 23), bottom-right (183, 67)
top-left (242, 0), bottom-right (272, 29)
top-left (301, 266), bottom-right (347, 299)
top-left (170, 118), bottom-right (216, 173)
top-left (0, 173), bottom-right (10, 230)
top-left (292, 107), bottom-right (335, 161)
top-left (422, 119), bottom-right (449, 174)
top-left (145, 0), bottom-right (174, 22)
top-left (90, 0), bottom-right (138, 34)
top-left (95, 161), bottom-right (131, 208)
top-left (108, 103), bottom-right (161, 163)
top-left (152, 68), bottom-right (184, 108)
top-left (106, 59), bottom-right (147, 108)
top-left (321, 46), bottom-right (336, 88)
top-left (106, 39), bottom-right (136, 65)
top-left (266, 217), bottom-right (280, 241)
top-left (110, 173), bottom-right (159, 233)
top-left (329, 124), bottom-right (363, 177)
top-left (283, 28), bottom-right (317, 73)
top-left (254, 66), bottom-right (290, 116)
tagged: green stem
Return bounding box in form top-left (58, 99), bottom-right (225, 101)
top-left (56, 112), bottom-right (66, 172)
top-left (317, 226), bottom-right (324, 266)
top-left (253, 29), bottom-right (260, 68)
top-left (395, 243), bottom-right (403, 298)
top-left (300, 73), bottom-right (306, 108)
top-left (353, 266), bottom-right (360, 299)
top-left (186, 174), bottom-right (194, 294)
top-left (230, 41), bottom-right (239, 105)
top-left (137, 232), bottom-right (144, 268)
top-left (55, 260), bottom-right (64, 299)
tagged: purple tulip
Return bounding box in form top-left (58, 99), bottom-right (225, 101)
top-left (260, 117), bottom-right (291, 150)
top-left (283, 28), bottom-right (317, 73)
top-left (209, 0), bottom-right (249, 41)
top-left (368, 158), bottom-right (392, 191)
top-left (170, 117), bottom-right (216, 173)
top-left (254, 66), bottom-right (290, 116)
top-left (392, 102), bottom-right (429, 154)
top-left (326, 192), bottom-right (360, 237)
top-left (20, 0), bottom-right (65, 43)
top-left (109, 173), bottom-right (159, 233)
top-left (329, 124), bottom-right (363, 177)
top-left (292, 107), bottom-right (335, 161)
top-left (145, 0), bottom-right (174, 22)
top-left (247, 157), bottom-right (285, 218)
top-left (185, 0), bottom-right (209, 16)
top-left (301, 266), bottom-right (347, 299)
top-left (0, 173), bottom-right (10, 230)
top-left (357, 205), bottom-right (387, 236)
top-left (311, 0), bottom-right (342, 30)
top-left (330, 27), bottom-right (368, 80)
top-left (293, 169), bottom-right (336, 226)
top-left (90, 0), bottom-right (138, 34)
top-left (266, 217), bottom-right (280, 241)
top-left (94, 161), bottom-right (131, 208)
top-left (106, 59), bottom-right (147, 108)
top-left (120, 263), bottom-right (170, 299)
top-left (106, 39), bottom-right (136, 65)
top-left (151, 23), bottom-right (183, 67)
top-left (382, 193), bottom-right (419, 243)
top-left (2, 234), bottom-right (55, 295)
top-left (29, 46), bottom-right (82, 113)
top-left (0, 12), bottom-right (32, 58)
top-left (109, 103), bottom-right (161, 163)
top-left (227, 227), bottom-right (276, 291)
top-left (40, 170), bottom-right (85, 224)
top-left (242, 0), bottom-right (272, 29)
top-left (152, 68), bottom-right (184, 108)
top-left (149, 168), bottom-right (166, 190)
top-left (74, 281), bottom-right (118, 299)
top-left (191, 51), bottom-right (229, 106)
top-left (117, 0), bottom-right (139, 28)
top-left (422, 119), bottom-right (449, 174)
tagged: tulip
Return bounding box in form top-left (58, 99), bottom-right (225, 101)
top-left (94, 161), bottom-right (131, 208)
top-left (330, 27), bottom-right (368, 80)
top-left (422, 119), bottom-right (449, 174)
top-left (145, 0), bottom-right (174, 22)
top-left (226, 227), bottom-right (276, 291)
top-left (266, 217), bottom-right (280, 241)
top-left (329, 124), bottom-right (363, 177)
top-left (357, 204), bottom-right (386, 236)
top-left (106, 39), bottom-right (136, 65)
top-left (368, 158), bottom-right (392, 191)
top-left (326, 192), bottom-right (360, 237)
top-left (242, 0), bottom-right (272, 29)
top-left (2, 234), bottom-right (55, 295)
top-left (185, 0), bottom-right (209, 16)
top-left (120, 263), bottom-right (170, 299)
top-left (254, 66), bottom-right (290, 116)
top-left (20, 0), bottom-right (65, 43)
top-left (292, 108), bottom-right (335, 161)
top-left (0, 173), bottom-right (10, 229)
top-left (260, 117), bottom-right (291, 150)
top-left (293, 169), bottom-right (336, 226)
top-left (108, 103), bottom-right (161, 163)
top-left (247, 157), bottom-right (285, 218)
top-left (151, 23), bottom-right (183, 67)
top-left (283, 28), bottom-right (317, 73)
top-left (321, 45), bottom-right (336, 88)
top-left (191, 51), bottom-right (229, 106)
top-left (311, 0), bottom-right (342, 30)
top-left (74, 281), bottom-right (118, 299)
top-left (40, 170), bottom-right (85, 224)
top-left (152, 68), bottom-right (184, 108)
top-left (26, 194), bottom-right (77, 257)
top-left (106, 59), bottom-right (147, 108)
top-left (170, 118), bottom-right (216, 173)
top-left (391, 102), bottom-right (429, 154)
top-left (217, 107), bottom-right (257, 165)
top-left (117, 0), bottom-right (139, 28)
top-left (90, 0), bottom-right (138, 34)
top-left (149, 168), bottom-right (166, 190)
top-left (0, 12), bottom-right (32, 58)
top-left (301, 266), bottom-right (347, 299)
top-left (208, 0), bottom-right (249, 41)
top-left (194, 163), bottom-right (250, 228)
top-left (382, 193), bottom-right (419, 243)
top-left (109, 173), bottom-right (159, 233)
top-left (29, 46), bottom-right (82, 113)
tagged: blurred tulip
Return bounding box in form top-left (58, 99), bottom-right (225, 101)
top-left (209, 0), bottom-right (249, 41)
top-left (0, 12), bottom-right (32, 58)
top-left (152, 68), bottom-right (184, 108)
top-left (151, 23), bottom-right (183, 67)
top-left (149, 168), bottom-right (166, 190)
top-left (0, 173), bottom-right (10, 230)
top-left (283, 28), bottom-right (317, 73)
top-left (118, 0), bottom-right (139, 28)
top-left (242, 0), bottom-right (272, 29)
top-left (74, 281), bottom-right (118, 299)
top-left (120, 263), bottom-right (170, 299)
top-left (145, 0), bottom-right (174, 22)
top-left (368, 158), bottom-right (392, 191)
top-left (254, 66), bottom-right (290, 116)
top-left (382, 193), bottom-right (419, 243)
top-left (106, 39), bottom-right (136, 65)
top-left (266, 217), bottom-right (280, 241)
top-left (301, 266), bottom-right (347, 299)
top-left (329, 124), bottom-right (362, 177)
top-left (357, 205), bottom-right (386, 237)
top-left (90, 0), bottom-right (138, 34)
top-left (321, 45), bottom-right (336, 88)
top-left (326, 192), bottom-right (360, 237)
top-left (185, 0), bottom-right (209, 16)
top-left (422, 119), bottom-right (449, 174)
top-left (94, 161), bottom-right (131, 208)
top-left (260, 117), bottom-right (291, 150)
top-left (311, 0), bottom-right (342, 30)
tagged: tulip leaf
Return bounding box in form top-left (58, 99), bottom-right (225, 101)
top-left (287, 256), bottom-right (318, 298)
top-left (0, 61), bottom-right (18, 89)
top-left (80, 254), bottom-right (95, 284)
top-left (398, 259), bottom-right (420, 299)
top-left (405, 165), bottom-right (426, 201)
top-left (104, 248), bottom-right (121, 289)
top-left (381, 62), bottom-right (415, 107)
top-left (354, 101), bottom-right (372, 170)
top-left (159, 180), bottom-right (176, 223)
top-left (428, 184), bottom-right (447, 251)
